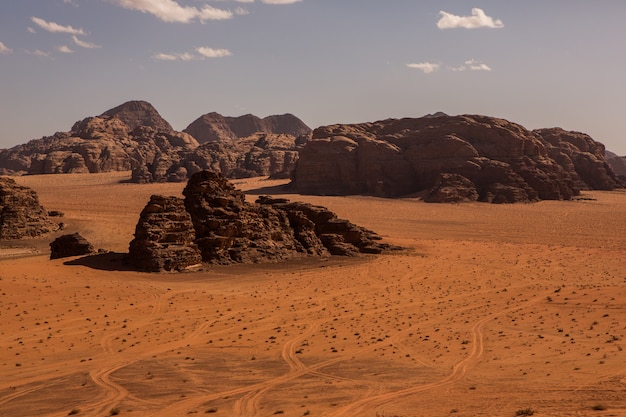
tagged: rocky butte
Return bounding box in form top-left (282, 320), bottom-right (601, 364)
top-left (128, 171), bottom-right (394, 271)
top-left (292, 114), bottom-right (623, 203)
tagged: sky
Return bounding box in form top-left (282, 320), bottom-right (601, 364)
top-left (1, 1), bottom-right (625, 155)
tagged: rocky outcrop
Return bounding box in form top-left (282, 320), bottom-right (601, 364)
top-left (132, 112), bottom-right (312, 183)
top-left (137, 133), bottom-right (307, 183)
top-left (0, 101), bottom-right (199, 176)
top-left (534, 128), bottom-right (622, 190)
top-left (606, 150), bottom-right (626, 179)
top-left (183, 112), bottom-right (311, 144)
top-left (128, 195), bottom-right (202, 272)
top-left (125, 170), bottom-right (392, 267)
top-left (50, 233), bottom-right (95, 259)
top-left (0, 177), bottom-right (59, 239)
top-left (292, 115), bottom-right (622, 203)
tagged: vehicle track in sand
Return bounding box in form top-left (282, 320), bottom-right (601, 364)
top-left (323, 293), bottom-right (550, 417)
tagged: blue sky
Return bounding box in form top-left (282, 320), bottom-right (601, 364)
top-left (1, 1), bottom-right (625, 154)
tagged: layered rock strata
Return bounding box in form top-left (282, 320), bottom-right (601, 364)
top-left (128, 195), bottom-right (202, 272)
top-left (0, 177), bottom-right (59, 239)
top-left (292, 115), bottom-right (622, 203)
top-left (129, 171), bottom-right (393, 269)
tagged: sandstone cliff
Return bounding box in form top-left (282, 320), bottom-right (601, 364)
top-left (0, 177), bottom-right (60, 239)
top-left (292, 115), bottom-right (622, 203)
top-left (606, 150), bottom-right (626, 179)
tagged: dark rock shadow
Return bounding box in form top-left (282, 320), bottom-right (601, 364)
top-left (63, 252), bottom-right (137, 271)
top-left (244, 182), bottom-right (293, 196)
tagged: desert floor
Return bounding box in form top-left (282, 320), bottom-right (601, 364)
top-left (1, 171), bottom-right (626, 417)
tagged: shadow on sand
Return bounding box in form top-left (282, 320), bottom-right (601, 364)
top-left (64, 252), bottom-right (136, 272)
top-left (244, 182), bottom-right (293, 196)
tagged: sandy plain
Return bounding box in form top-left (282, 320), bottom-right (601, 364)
top-left (1, 171), bottom-right (626, 417)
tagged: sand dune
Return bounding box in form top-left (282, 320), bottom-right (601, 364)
top-left (1, 172), bottom-right (625, 417)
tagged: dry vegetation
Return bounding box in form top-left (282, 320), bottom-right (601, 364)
top-left (1, 171), bottom-right (625, 417)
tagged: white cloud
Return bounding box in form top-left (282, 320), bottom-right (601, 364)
top-left (154, 52), bottom-right (197, 60)
top-left (0, 41), bottom-right (12, 54)
top-left (406, 62), bottom-right (440, 74)
top-left (27, 27), bottom-right (36, 34)
top-left (234, 7), bottom-right (249, 15)
top-left (57, 45), bottom-right (75, 53)
top-left (437, 8), bottom-right (503, 30)
top-left (196, 46), bottom-right (232, 58)
top-left (31, 16), bottom-right (86, 35)
top-left (154, 47), bottom-right (232, 60)
top-left (25, 49), bottom-right (52, 57)
top-left (262, 0), bottom-right (302, 4)
top-left (111, 0), bottom-right (233, 23)
top-left (72, 35), bottom-right (102, 49)
top-left (451, 59), bottom-right (492, 72)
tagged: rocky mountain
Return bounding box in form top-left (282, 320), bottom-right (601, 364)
top-left (128, 171), bottom-right (394, 270)
top-left (0, 101), bottom-right (311, 182)
top-left (292, 115), bottom-right (623, 203)
top-left (183, 112), bottom-right (311, 144)
top-left (0, 101), bottom-right (199, 176)
top-left (606, 150), bottom-right (626, 179)
top-left (0, 177), bottom-right (60, 239)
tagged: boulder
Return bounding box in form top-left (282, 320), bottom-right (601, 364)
top-left (128, 195), bottom-right (202, 272)
top-left (0, 177), bottom-right (59, 239)
top-left (50, 233), bottom-right (95, 259)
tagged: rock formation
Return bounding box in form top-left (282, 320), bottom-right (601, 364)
top-left (0, 177), bottom-right (59, 239)
top-left (292, 115), bottom-right (622, 203)
top-left (0, 101), bottom-right (199, 176)
top-left (129, 171), bottom-right (393, 269)
top-left (0, 100), bottom-right (311, 183)
top-left (606, 150), bottom-right (626, 179)
top-left (128, 195), bottom-right (202, 272)
top-left (135, 133), bottom-right (308, 183)
top-left (50, 233), bottom-right (95, 259)
top-left (183, 112), bottom-right (311, 144)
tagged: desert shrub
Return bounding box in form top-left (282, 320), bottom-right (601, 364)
top-left (515, 409), bottom-right (535, 416)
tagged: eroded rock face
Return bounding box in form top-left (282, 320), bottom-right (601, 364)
top-left (292, 115), bottom-right (622, 203)
top-left (128, 195), bottom-right (202, 272)
top-left (0, 101), bottom-right (199, 176)
top-left (50, 233), bottom-right (95, 259)
top-left (605, 150), bottom-right (626, 180)
top-left (142, 170), bottom-right (393, 266)
top-left (0, 177), bottom-right (59, 239)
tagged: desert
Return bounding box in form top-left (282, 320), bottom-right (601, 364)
top-left (0, 171), bottom-right (625, 417)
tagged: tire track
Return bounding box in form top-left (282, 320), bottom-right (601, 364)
top-left (324, 293), bottom-right (549, 417)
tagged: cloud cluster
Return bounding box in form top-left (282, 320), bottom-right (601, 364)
top-left (29, 16), bottom-right (101, 56)
top-left (111, 0), bottom-right (233, 23)
top-left (154, 46), bottom-right (233, 61)
top-left (437, 8), bottom-right (503, 30)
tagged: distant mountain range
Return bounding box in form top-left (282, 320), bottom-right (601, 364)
top-left (0, 100), bottom-right (312, 182)
top-left (0, 100), bottom-right (623, 202)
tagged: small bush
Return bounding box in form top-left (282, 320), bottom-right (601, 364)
top-left (591, 404), bottom-right (607, 411)
top-left (68, 410), bottom-right (80, 415)
top-left (515, 409), bottom-right (535, 416)
top-left (109, 408), bottom-right (121, 416)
